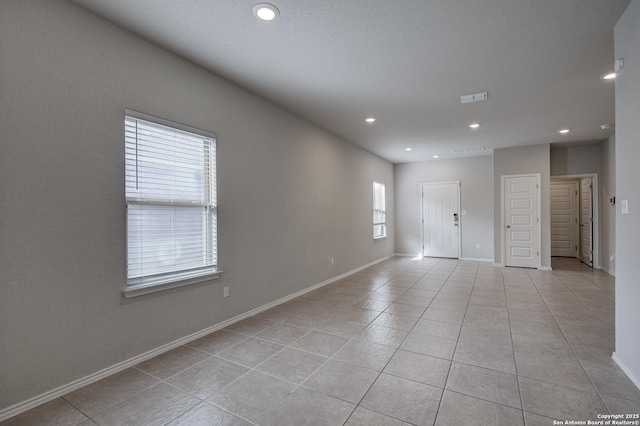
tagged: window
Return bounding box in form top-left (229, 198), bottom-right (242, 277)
top-left (124, 112), bottom-right (218, 296)
top-left (373, 181), bottom-right (386, 239)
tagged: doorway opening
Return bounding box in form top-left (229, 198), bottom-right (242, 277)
top-left (551, 174), bottom-right (599, 268)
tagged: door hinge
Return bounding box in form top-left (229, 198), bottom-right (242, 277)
top-left (536, 183), bottom-right (539, 189)
top-left (537, 251), bottom-right (540, 256)
top-left (576, 191), bottom-right (578, 196)
top-left (576, 245), bottom-right (578, 250)
top-left (537, 217), bottom-right (540, 223)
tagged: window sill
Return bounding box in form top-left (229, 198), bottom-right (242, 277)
top-left (373, 236), bottom-right (387, 240)
top-left (122, 270), bottom-right (222, 298)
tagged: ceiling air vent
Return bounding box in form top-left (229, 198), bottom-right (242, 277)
top-left (451, 146), bottom-right (486, 155)
top-left (460, 92), bottom-right (488, 104)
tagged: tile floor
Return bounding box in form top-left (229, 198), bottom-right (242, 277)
top-left (4, 257), bottom-right (640, 425)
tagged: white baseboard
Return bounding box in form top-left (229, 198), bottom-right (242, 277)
top-left (0, 256), bottom-right (390, 422)
top-left (393, 253), bottom-right (420, 257)
top-left (538, 266), bottom-right (553, 271)
top-left (460, 257), bottom-right (493, 262)
top-left (612, 352), bottom-right (640, 391)
top-left (600, 265), bottom-right (615, 277)
top-left (493, 263), bottom-right (502, 267)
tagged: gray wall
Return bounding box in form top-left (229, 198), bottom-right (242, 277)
top-left (493, 144), bottom-right (551, 268)
top-left (550, 144), bottom-right (603, 177)
top-left (394, 156), bottom-right (494, 260)
top-left (614, 0), bottom-right (640, 384)
top-left (0, 0), bottom-right (394, 409)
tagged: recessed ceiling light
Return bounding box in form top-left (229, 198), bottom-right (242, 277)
top-left (405, 147), bottom-right (413, 151)
top-left (469, 123), bottom-right (480, 129)
top-left (365, 117), bottom-right (376, 123)
top-left (601, 72), bottom-right (616, 80)
top-left (559, 129), bottom-right (571, 134)
top-left (432, 155), bottom-right (440, 159)
top-left (253, 3), bottom-right (279, 21)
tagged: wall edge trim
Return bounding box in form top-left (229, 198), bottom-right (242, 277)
top-left (612, 352), bottom-right (640, 391)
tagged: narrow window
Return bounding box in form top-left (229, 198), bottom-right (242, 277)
top-left (373, 181), bottom-right (386, 239)
top-left (124, 112), bottom-right (218, 295)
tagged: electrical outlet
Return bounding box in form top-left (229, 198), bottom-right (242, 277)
top-left (476, 243), bottom-right (481, 249)
top-left (610, 254), bottom-right (615, 262)
top-left (223, 287), bottom-right (229, 298)
top-left (330, 257), bottom-right (334, 265)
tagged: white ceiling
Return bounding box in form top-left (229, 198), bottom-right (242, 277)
top-left (70, 0), bottom-right (630, 163)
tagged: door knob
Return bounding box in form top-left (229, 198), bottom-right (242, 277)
top-left (506, 225), bottom-right (511, 228)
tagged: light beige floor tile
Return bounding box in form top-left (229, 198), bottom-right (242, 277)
top-left (63, 368), bottom-right (159, 417)
top-left (290, 330), bottom-right (350, 356)
top-left (260, 387), bottom-right (355, 426)
top-left (421, 308), bottom-right (465, 324)
top-left (303, 359), bottom-right (378, 404)
top-left (92, 383), bottom-right (199, 426)
top-left (256, 347), bottom-right (326, 383)
top-left (393, 295), bottom-right (433, 307)
top-left (357, 324), bottom-right (409, 348)
top-left (601, 395), bottom-right (640, 415)
top-left (434, 291), bottom-right (471, 303)
top-left (186, 330), bottom-right (248, 354)
top-left (514, 350), bottom-right (594, 391)
top-left (435, 391), bottom-right (524, 426)
top-left (216, 337), bottom-right (284, 368)
top-left (458, 324), bottom-right (512, 348)
top-left (510, 319), bottom-right (564, 340)
top-left (136, 346), bottom-right (211, 379)
top-left (383, 349), bottom-right (451, 388)
top-left (404, 289), bottom-right (439, 299)
top-left (519, 376), bottom-right (607, 421)
top-left (344, 406), bottom-right (412, 425)
top-left (361, 373), bottom-right (442, 425)
top-left (314, 318), bottom-right (367, 337)
top-left (446, 362), bottom-right (521, 408)
top-left (167, 356), bottom-right (248, 399)
top-left (224, 316), bottom-right (278, 335)
top-left (523, 411), bottom-right (559, 426)
top-left (400, 332), bottom-right (457, 359)
top-left (383, 303), bottom-right (427, 318)
top-left (584, 362), bottom-right (640, 401)
top-left (453, 339), bottom-right (516, 373)
top-left (1, 398), bottom-right (89, 426)
top-left (333, 338), bottom-right (397, 371)
top-left (255, 323), bottom-right (310, 345)
top-left (165, 402), bottom-right (252, 426)
top-left (371, 313), bottom-right (419, 330)
top-left (207, 370), bottom-right (295, 423)
top-left (429, 299), bottom-right (468, 312)
top-left (354, 298), bottom-right (392, 312)
top-left (412, 318), bottom-right (461, 339)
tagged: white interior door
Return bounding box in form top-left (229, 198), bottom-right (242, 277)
top-left (504, 175), bottom-right (539, 268)
top-left (550, 180), bottom-right (579, 257)
top-left (422, 182), bottom-right (460, 258)
top-left (580, 177), bottom-right (593, 266)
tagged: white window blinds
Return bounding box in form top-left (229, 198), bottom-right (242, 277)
top-left (373, 181), bottom-right (386, 239)
top-left (125, 114), bottom-right (217, 289)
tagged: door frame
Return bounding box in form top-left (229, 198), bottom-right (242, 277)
top-left (550, 179), bottom-right (580, 258)
top-left (553, 173), bottom-right (600, 269)
top-left (501, 173), bottom-right (541, 269)
top-left (420, 181), bottom-right (461, 259)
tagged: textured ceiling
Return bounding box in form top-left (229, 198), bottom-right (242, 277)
top-left (70, 0), bottom-right (630, 163)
